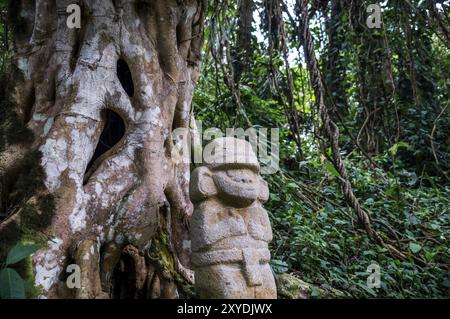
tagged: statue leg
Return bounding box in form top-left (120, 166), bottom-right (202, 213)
top-left (254, 263), bottom-right (277, 299)
top-left (195, 264), bottom-right (253, 299)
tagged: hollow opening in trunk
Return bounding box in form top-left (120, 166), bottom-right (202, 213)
top-left (84, 109), bottom-right (125, 183)
top-left (117, 59), bottom-right (134, 97)
top-left (112, 253), bottom-right (139, 299)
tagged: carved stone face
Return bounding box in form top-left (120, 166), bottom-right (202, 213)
top-left (212, 168), bottom-right (260, 208)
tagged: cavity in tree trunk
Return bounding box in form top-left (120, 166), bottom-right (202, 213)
top-left (0, 0), bottom-right (206, 299)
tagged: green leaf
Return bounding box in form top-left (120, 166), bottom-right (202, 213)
top-left (270, 193), bottom-right (281, 201)
top-left (23, 280), bottom-right (38, 296)
top-left (409, 242), bottom-right (422, 254)
top-left (310, 287), bottom-right (320, 297)
top-left (424, 252), bottom-right (436, 262)
top-left (270, 259), bottom-right (289, 273)
top-left (0, 268), bottom-right (25, 299)
top-left (6, 244), bottom-right (40, 266)
top-left (325, 161), bottom-right (339, 177)
top-left (286, 182), bottom-right (299, 189)
top-left (389, 142), bottom-right (410, 156)
top-left (443, 279), bottom-right (450, 288)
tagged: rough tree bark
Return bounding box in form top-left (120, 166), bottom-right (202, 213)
top-left (0, 0), bottom-right (206, 299)
top-left (233, 0), bottom-right (253, 82)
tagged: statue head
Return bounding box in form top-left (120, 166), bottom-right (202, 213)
top-left (190, 137), bottom-right (269, 208)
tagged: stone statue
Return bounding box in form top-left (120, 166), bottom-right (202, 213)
top-left (190, 137), bottom-right (277, 299)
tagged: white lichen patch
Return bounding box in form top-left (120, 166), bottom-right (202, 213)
top-left (34, 238), bottom-right (64, 292)
top-left (69, 207), bottom-right (87, 232)
top-left (68, 127), bottom-right (96, 181)
top-left (121, 26), bottom-right (151, 61)
top-left (183, 170), bottom-right (190, 182)
top-left (144, 51), bottom-right (152, 63)
top-left (69, 188), bottom-right (87, 232)
top-left (42, 117), bottom-right (54, 137)
top-left (141, 107), bottom-right (161, 126)
top-left (95, 182), bottom-right (102, 196)
top-left (183, 240), bottom-right (192, 250)
top-left (33, 113), bottom-right (47, 122)
top-left (97, 226), bottom-right (105, 242)
top-left (143, 84), bottom-right (153, 98)
top-left (40, 138), bottom-right (69, 191)
top-left (115, 234), bottom-right (124, 245)
top-left (65, 116), bottom-right (88, 125)
top-left (17, 57), bottom-right (31, 80)
top-left (78, 33), bottom-right (102, 66)
top-left (68, 85), bottom-right (104, 121)
top-left (83, 251), bottom-right (90, 260)
top-left (186, 5), bottom-right (198, 20)
top-left (107, 228), bottom-right (115, 242)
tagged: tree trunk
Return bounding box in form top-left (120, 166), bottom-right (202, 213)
top-left (234, 0), bottom-right (253, 83)
top-left (323, 0), bottom-right (348, 119)
top-left (351, 0), bottom-right (391, 155)
top-left (0, 0), bottom-right (206, 299)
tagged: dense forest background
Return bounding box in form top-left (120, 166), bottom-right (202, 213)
top-left (0, 0), bottom-right (449, 298)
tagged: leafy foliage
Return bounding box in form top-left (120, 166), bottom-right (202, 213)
top-left (265, 155), bottom-right (449, 298)
top-left (194, 0), bottom-right (450, 298)
top-left (0, 0), bottom-right (448, 299)
top-left (0, 244), bottom-right (40, 299)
